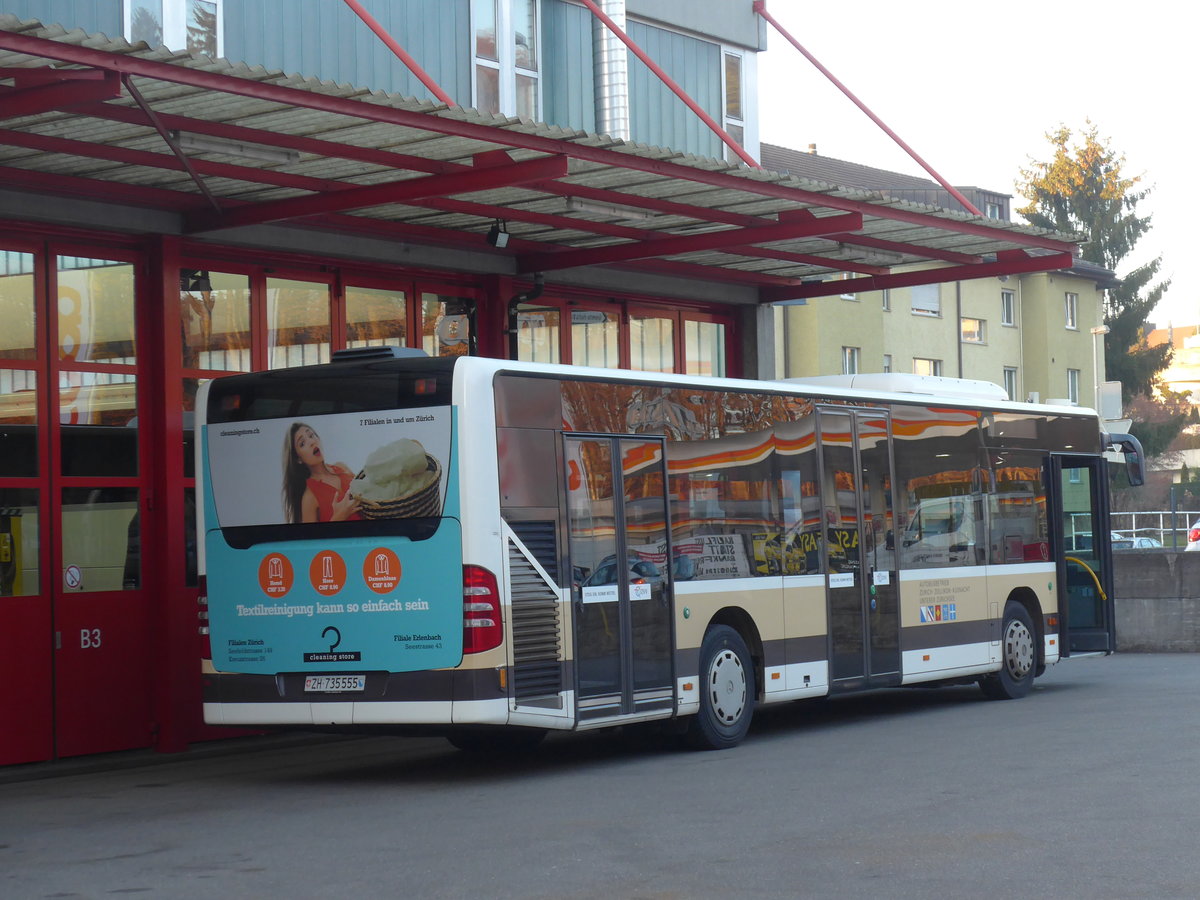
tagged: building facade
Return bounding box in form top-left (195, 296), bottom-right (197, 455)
top-left (761, 144), bottom-right (1113, 409)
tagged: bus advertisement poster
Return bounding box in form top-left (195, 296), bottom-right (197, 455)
top-left (205, 406), bottom-right (453, 527)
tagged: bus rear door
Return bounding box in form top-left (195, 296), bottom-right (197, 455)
top-left (565, 435), bottom-right (674, 724)
top-left (818, 408), bottom-right (901, 690)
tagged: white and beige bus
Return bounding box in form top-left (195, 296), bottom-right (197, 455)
top-left (197, 351), bottom-right (1143, 750)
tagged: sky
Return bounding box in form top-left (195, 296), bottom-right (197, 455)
top-left (755, 0), bottom-right (1196, 329)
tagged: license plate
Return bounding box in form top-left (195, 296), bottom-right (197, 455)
top-left (304, 674), bottom-right (366, 693)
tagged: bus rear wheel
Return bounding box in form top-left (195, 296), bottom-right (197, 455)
top-left (980, 600), bottom-right (1036, 700)
top-left (687, 625), bottom-right (755, 750)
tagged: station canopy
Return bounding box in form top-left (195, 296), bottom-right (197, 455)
top-left (0, 16), bottom-right (1082, 302)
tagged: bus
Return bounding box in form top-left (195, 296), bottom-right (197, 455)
top-left (196, 351), bottom-right (1144, 750)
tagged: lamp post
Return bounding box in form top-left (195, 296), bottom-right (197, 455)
top-left (1090, 324), bottom-right (1110, 412)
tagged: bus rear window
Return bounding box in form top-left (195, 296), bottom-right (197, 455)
top-left (202, 358), bottom-right (455, 537)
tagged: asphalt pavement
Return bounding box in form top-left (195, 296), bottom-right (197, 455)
top-left (2, 653), bottom-right (1198, 899)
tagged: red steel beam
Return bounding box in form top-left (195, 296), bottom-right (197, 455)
top-left (0, 30), bottom-right (1075, 254)
top-left (577, 0), bottom-right (758, 168)
top-left (0, 85), bottom-right (461, 176)
top-left (826, 232), bottom-right (983, 266)
top-left (518, 211), bottom-right (863, 273)
top-left (759, 251), bottom-right (1074, 303)
top-left (185, 153), bottom-right (570, 232)
top-left (0, 69), bottom-right (122, 119)
top-left (753, 1), bottom-right (983, 217)
top-left (341, 0), bottom-right (456, 107)
top-left (0, 125), bottom-right (870, 272)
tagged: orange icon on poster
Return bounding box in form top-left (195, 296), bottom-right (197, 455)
top-left (309, 550), bottom-right (347, 595)
top-left (258, 553), bottom-right (293, 597)
top-left (363, 547), bottom-right (401, 594)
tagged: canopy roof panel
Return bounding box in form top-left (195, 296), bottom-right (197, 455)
top-left (0, 16), bottom-right (1081, 300)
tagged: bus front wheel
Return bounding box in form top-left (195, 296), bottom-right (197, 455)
top-left (980, 600), bottom-right (1036, 700)
top-left (687, 625), bottom-right (755, 750)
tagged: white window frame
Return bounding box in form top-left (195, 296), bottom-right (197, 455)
top-left (1001, 289), bottom-right (1016, 327)
top-left (1065, 292), bottom-right (1079, 330)
top-left (882, 353), bottom-right (892, 373)
top-left (1003, 366), bottom-right (1018, 401)
top-left (881, 289), bottom-right (891, 312)
top-left (721, 49), bottom-right (745, 164)
top-left (985, 201), bottom-right (1003, 220)
top-left (1067, 368), bottom-right (1080, 404)
top-left (842, 346), bottom-right (860, 375)
top-left (471, 0), bottom-right (542, 120)
top-left (719, 44), bottom-right (759, 163)
top-left (124, 0), bottom-right (223, 56)
top-left (913, 357), bottom-right (942, 377)
top-left (960, 317), bottom-right (986, 344)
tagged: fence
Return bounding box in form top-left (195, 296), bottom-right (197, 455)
top-left (1109, 510), bottom-right (1200, 548)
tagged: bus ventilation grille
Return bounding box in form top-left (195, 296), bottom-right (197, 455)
top-left (507, 539), bottom-right (563, 702)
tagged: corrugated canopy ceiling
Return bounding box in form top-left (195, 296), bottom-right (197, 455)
top-left (0, 16), bottom-right (1081, 302)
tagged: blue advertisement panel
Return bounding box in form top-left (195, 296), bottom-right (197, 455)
top-left (202, 407), bottom-right (464, 673)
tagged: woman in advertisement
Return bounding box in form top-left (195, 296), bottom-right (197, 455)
top-left (281, 422), bottom-right (362, 523)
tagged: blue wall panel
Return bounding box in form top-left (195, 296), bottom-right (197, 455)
top-left (628, 20), bottom-right (720, 159)
top-left (222, 0), bottom-right (469, 104)
top-left (4, 1), bottom-right (121, 36)
top-left (542, 0), bottom-right (594, 134)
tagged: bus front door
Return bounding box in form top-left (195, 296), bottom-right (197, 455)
top-left (566, 436), bottom-right (674, 724)
top-left (818, 409), bottom-right (901, 689)
top-left (1052, 456), bottom-right (1115, 654)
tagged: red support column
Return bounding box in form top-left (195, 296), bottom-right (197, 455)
top-left (476, 274), bottom-right (514, 359)
top-left (145, 234), bottom-right (195, 753)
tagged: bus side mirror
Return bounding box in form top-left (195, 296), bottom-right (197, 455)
top-left (1106, 432), bottom-right (1145, 487)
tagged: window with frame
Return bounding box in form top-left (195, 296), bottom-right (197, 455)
top-left (1001, 289), bottom-right (1016, 327)
top-left (1067, 368), bottom-right (1080, 404)
top-left (881, 289), bottom-right (891, 311)
top-left (984, 201), bottom-right (1003, 219)
top-left (960, 317), bottom-right (986, 344)
top-left (841, 346), bottom-right (860, 375)
top-left (723, 51), bottom-right (745, 164)
top-left (126, 0), bottom-right (220, 54)
top-left (1003, 366), bottom-right (1018, 401)
top-left (913, 357), bottom-right (942, 377)
top-left (1064, 292), bottom-right (1079, 330)
top-left (882, 353), bottom-right (892, 373)
top-left (911, 284), bottom-right (940, 316)
top-left (472, 0), bottom-right (540, 119)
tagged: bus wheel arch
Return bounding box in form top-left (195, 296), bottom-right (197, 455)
top-left (980, 594), bottom-right (1039, 701)
top-left (1007, 587), bottom-right (1045, 676)
top-left (707, 607), bottom-right (764, 698)
top-left (687, 612), bottom-right (760, 750)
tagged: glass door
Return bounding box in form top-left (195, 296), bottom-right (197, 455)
top-left (1052, 456), bottom-right (1114, 654)
top-left (51, 252), bottom-right (154, 758)
top-left (565, 435), bottom-right (673, 722)
top-left (818, 408), bottom-right (900, 688)
top-left (0, 242), bottom-right (52, 765)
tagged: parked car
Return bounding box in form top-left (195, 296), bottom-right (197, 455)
top-left (1065, 531), bottom-right (1126, 552)
top-left (1188, 519), bottom-right (1200, 552)
top-left (1112, 536), bottom-right (1163, 550)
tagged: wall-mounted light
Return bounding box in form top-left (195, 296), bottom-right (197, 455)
top-left (170, 130), bottom-right (300, 164)
top-left (486, 220), bottom-right (510, 249)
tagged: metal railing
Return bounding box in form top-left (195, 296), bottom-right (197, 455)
top-left (1108, 510), bottom-right (1200, 548)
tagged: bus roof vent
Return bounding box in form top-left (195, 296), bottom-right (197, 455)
top-left (330, 346), bottom-right (428, 363)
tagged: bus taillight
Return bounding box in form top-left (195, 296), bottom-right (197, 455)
top-left (463, 565), bottom-right (503, 654)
